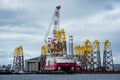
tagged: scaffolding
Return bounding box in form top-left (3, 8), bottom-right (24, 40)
top-left (13, 45), bottom-right (24, 72)
top-left (83, 39), bottom-right (93, 71)
top-left (92, 40), bottom-right (101, 71)
top-left (103, 40), bottom-right (114, 71)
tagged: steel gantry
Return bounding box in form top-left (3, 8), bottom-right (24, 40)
top-left (92, 40), bottom-right (101, 71)
top-left (74, 39), bottom-right (93, 71)
top-left (13, 45), bottom-right (24, 72)
top-left (103, 40), bottom-right (114, 71)
top-left (83, 39), bottom-right (93, 71)
top-left (74, 45), bottom-right (84, 67)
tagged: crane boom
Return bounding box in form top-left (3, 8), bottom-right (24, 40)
top-left (44, 5), bottom-right (61, 44)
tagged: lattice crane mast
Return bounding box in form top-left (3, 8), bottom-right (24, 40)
top-left (44, 5), bottom-right (61, 44)
top-left (40, 5), bottom-right (67, 71)
top-left (41, 5), bottom-right (67, 55)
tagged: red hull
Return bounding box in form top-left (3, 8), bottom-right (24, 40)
top-left (45, 63), bottom-right (76, 71)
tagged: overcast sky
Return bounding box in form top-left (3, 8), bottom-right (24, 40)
top-left (0, 0), bottom-right (120, 65)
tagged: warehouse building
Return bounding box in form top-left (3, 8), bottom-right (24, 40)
top-left (25, 57), bottom-right (41, 72)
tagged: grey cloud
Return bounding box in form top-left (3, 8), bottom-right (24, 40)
top-left (0, 10), bottom-right (29, 26)
top-left (61, 0), bottom-right (114, 19)
top-left (0, 25), bottom-right (45, 35)
top-left (0, 50), bottom-right (12, 58)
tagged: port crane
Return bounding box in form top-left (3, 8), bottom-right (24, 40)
top-left (41, 5), bottom-right (67, 56)
top-left (40, 5), bottom-right (62, 71)
top-left (40, 5), bottom-right (75, 71)
top-left (44, 5), bottom-right (61, 43)
top-left (43, 5), bottom-right (61, 54)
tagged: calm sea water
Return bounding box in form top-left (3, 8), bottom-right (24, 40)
top-left (0, 74), bottom-right (120, 80)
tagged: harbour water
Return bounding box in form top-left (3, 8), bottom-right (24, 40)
top-left (0, 74), bottom-right (120, 80)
